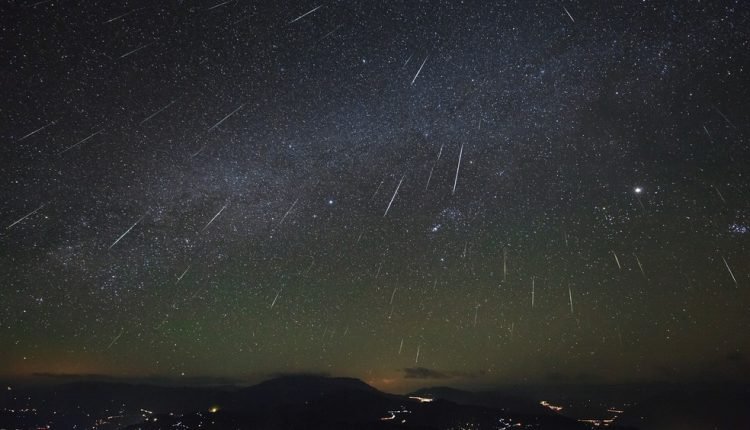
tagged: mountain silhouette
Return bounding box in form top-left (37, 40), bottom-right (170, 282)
top-left (614, 384), bottom-right (750, 430)
top-left (2, 376), bottom-right (592, 429)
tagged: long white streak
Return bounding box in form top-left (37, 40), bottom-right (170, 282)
top-left (383, 175), bottom-right (405, 217)
top-left (18, 121), bottom-right (55, 141)
top-left (411, 56), bottom-right (428, 85)
top-left (6, 204), bottom-right (45, 229)
top-left (370, 180), bottom-right (384, 201)
top-left (612, 250), bottom-right (621, 270)
top-left (398, 338), bottom-right (403, 355)
top-left (140, 100), bottom-right (177, 125)
top-left (104, 8), bottom-right (140, 23)
top-left (713, 185), bottom-right (726, 204)
top-left (289, 5), bottom-right (322, 23)
top-left (277, 198), bottom-right (299, 227)
top-left (402, 53), bottom-right (413, 68)
top-left (503, 248), bottom-right (507, 281)
top-left (722, 256), bottom-right (738, 285)
top-left (389, 287), bottom-right (397, 305)
top-left (563, 6), bottom-right (575, 22)
top-left (208, 103), bottom-right (246, 132)
top-left (425, 144), bottom-right (444, 191)
top-left (105, 328), bottom-right (125, 350)
top-left (568, 287), bottom-right (574, 314)
top-left (425, 165), bottom-right (435, 191)
top-left (119, 42), bottom-right (155, 59)
top-left (415, 345), bottom-right (420, 363)
top-left (452, 143), bottom-right (463, 195)
top-left (270, 289), bottom-right (281, 309)
top-left (713, 105), bottom-right (736, 129)
top-left (191, 144), bottom-right (208, 158)
top-left (59, 129), bottom-right (104, 154)
top-left (531, 277), bottom-right (535, 308)
top-left (207, 0), bottom-right (234, 11)
top-left (634, 254), bottom-right (646, 278)
top-left (474, 305), bottom-right (479, 327)
top-left (109, 214), bottom-right (146, 249)
top-left (635, 194), bottom-right (646, 211)
top-left (233, 14), bottom-right (252, 25)
top-left (317, 24), bottom-right (342, 42)
top-left (176, 265), bottom-right (191, 283)
top-left (201, 204), bottom-right (227, 233)
top-left (304, 256), bottom-right (315, 275)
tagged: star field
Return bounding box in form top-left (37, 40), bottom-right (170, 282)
top-left (1, 0), bottom-right (749, 392)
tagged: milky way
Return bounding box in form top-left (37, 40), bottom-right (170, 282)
top-left (1, 0), bottom-right (749, 391)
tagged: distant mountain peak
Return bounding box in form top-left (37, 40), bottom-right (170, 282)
top-left (257, 374), bottom-right (378, 391)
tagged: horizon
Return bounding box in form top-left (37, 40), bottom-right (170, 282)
top-left (4, 370), bottom-right (750, 395)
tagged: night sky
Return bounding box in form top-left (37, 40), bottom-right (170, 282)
top-left (1, 0), bottom-right (749, 393)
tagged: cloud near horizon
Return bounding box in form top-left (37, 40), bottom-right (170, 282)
top-left (402, 367), bottom-right (485, 380)
top-left (30, 372), bottom-right (246, 386)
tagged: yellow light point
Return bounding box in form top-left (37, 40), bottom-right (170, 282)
top-left (208, 406), bottom-right (220, 413)
top-left (408, 396), bottom-right (434, 403)
top-left (539, 400), bottom-right (563, 412)
top-left (380, 412), bottom-right (396, 421)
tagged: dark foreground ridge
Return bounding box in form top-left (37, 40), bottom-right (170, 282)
top-left (3, 376), bottom-right (750, 429)
top-left (1, 375), bottom-right (587, 429)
